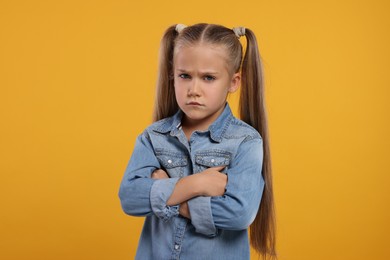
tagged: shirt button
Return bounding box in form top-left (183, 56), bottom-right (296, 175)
top-left (168, 159), bottom-right (172, 164)
top-left (211, 159), bottom-right (215, 163)
top-left (174, 244), bottom-right (180, 250)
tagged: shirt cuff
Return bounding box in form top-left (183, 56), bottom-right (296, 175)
top-left (187, 196), bottom-right (217, 237)
top-left (150, 178), bottom-right (180, 221)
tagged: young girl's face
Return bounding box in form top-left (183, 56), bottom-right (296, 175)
top-left (173, 43), bottom-right (240, 130)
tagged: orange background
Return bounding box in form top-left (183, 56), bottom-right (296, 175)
top-left (1, 0), bottom-right (389, 259)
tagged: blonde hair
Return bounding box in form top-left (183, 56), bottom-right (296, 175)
top-left (153, 23), bottom-right (277, 259)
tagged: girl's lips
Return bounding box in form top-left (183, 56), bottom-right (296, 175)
top-left (187, 101), bottom-right (203, 106)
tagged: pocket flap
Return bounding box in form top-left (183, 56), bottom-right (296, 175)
top-left (155, 150), bottom-right (188, 169)
top-left (195, 150), bottom-right (231, 167)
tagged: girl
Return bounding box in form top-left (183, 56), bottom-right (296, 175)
top-left (119, 23), bottom-right (276, 260)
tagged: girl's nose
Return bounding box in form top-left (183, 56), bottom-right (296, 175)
top-left (188, 79), bottom-right (201, 96)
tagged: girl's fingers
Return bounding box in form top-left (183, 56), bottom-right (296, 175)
top-left (151, 169), bottom-right (169, 179)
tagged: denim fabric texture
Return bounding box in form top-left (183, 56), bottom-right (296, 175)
top-left (119, 103), bottom-right (265, 260)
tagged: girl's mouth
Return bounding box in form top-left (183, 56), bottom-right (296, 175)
top-left (187, 101), bottom-right (203, 106)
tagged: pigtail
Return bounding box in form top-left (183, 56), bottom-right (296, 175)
top-left (153, 25), bottom-right (179, 122)
top-left (240, 29), bottom-right (277, 259)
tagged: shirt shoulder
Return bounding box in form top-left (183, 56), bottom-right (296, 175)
top-left (225, 116), bottom-right (262, 142)
top-left (137, 115), bottom-right (177, 142)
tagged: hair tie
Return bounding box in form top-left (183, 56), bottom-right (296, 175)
top-left (175, 24), bottom-right (187, 33)
top-left (232, 27), bottom-right (246, 38)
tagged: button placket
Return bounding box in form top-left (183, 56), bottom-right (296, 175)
top-left (171, 218), bottom-right (186, 259)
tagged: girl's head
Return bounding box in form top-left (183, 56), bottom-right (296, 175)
top-left (154, 23), bottom-right (246, 123)
top-left (154, 23), bottom-right (265, 128)
top-left (153, 23), bottom-right (276, 259)
top-left (173, 24), bottom-right (242, 130)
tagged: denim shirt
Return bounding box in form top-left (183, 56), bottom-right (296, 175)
top-left (119, 103), bottom-right (265, 260)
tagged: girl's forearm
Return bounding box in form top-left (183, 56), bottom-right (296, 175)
top-left (152, 166), bottom-right (227, 206)
top-left (166, 166), bottom-right (227, 206)
top-left (166, 174), bottom-right (202, 206)
top-left (152, 169), bottom-right (200, 206)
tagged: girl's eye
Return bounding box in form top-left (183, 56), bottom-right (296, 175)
top-left (179, 73), bottom-right (191, 79)
top-left (204, 75), bottom-right (215, 81)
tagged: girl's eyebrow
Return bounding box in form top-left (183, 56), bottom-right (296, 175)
top-left (200, 71), bottom-right (219, 75)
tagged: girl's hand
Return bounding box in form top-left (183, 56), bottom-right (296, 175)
top-left (198, 166), bottom-right (227, 197)
top-left (151, 169), bottom-right (169, 179)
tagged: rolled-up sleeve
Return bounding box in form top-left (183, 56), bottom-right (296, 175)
top-left (187, 196), bottom-right (217, 236)
top-left (188, 137), bottom-right (265, 234)
top-left (118, 132), bottom-right (179, 221)
top-left (150, 178), bottom-right (180, 221)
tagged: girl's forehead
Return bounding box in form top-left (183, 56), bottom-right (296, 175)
top-left (173, 44), bottom-right (231, 74)
top-left (174, 43), bottom-right (230, 63)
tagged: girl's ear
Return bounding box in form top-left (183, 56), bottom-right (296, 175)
top-left (228, 73), bottom-right (241, 93)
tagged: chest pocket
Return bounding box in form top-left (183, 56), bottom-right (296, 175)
top-left (155, 149), bottom-right (188, 178)
top-left (195, 150), bottom-right (232, 173)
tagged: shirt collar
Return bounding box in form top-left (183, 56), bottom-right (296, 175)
top-left (208, 103), bottom-right (233, 142)
top-left (153, 103), bottom-right (233, 143)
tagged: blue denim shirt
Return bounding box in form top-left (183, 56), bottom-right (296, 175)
top-left (119, 103), bottom-right (265, 260)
